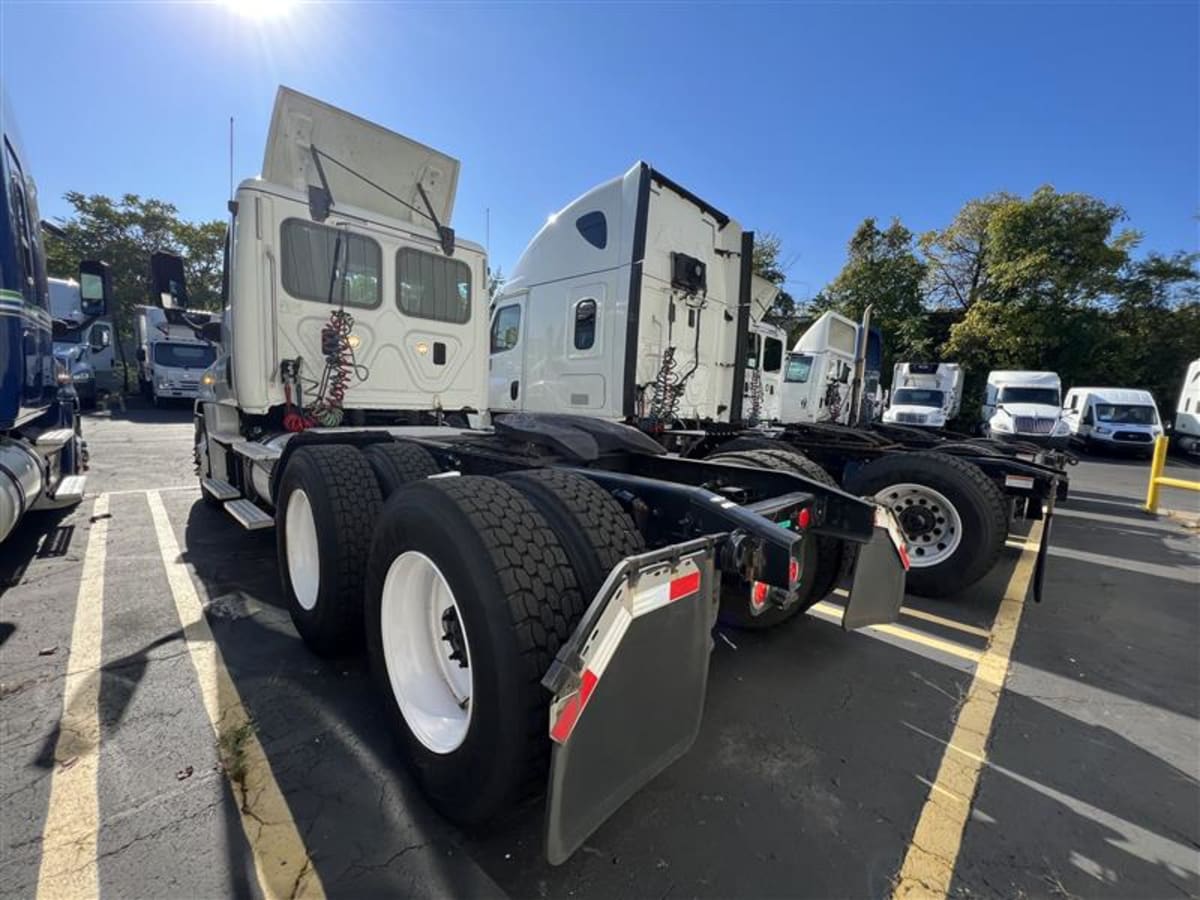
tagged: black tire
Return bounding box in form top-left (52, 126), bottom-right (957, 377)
top-left (194, 415), bottom-right (226, 508)
top-left (704, 448), bottom-right (835, 629)
top-left (361, 441), bottom-right (439, 498)
top-left (276, 445), bottom-right (382, 656)
top-left (844, 451), bottom-right (1007, 599)
top-left (500, 468), bottom-right (645, 600)
top-left (364, 476), bottom-right (583, 826)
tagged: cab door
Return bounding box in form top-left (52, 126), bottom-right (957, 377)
top-left (489, 293), bottom-right (526, 410)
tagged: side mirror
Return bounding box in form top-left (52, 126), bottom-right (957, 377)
top-left (150, 251), bottom-right (189, 309)
top-left (90, 329), bottom-right (110, 352)
top-left (136, 348), bottom-right (147, 363)
top-left (78, 260), bottom-right (111, 317)
top-left (199, 322), bottom-right (222, 344)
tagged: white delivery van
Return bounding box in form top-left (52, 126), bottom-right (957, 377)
top-left (981, 370), bottom-right (1069, 447)
top-left (1061, 387), bottom-right (1162, 456)
top-left (1172, 359), bottom-right (1200, 455)
top-left (49, 277), bottom-right (116, 407)
top-left (882, 362), bottom-right (963, 428)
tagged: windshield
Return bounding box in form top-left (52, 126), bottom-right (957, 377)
top-left (52, 321), bottom-right (83, 343)
top-left (999, 386), bottom-right (1060, 406)
top-left (1096, 404), bottom-right (1158, 425)
top-left (893, 388), bottom-right (944, 407)
top-left (785, 354), bottom-right (813, 383)
top-left (154, 343), bottom-right (216, 369)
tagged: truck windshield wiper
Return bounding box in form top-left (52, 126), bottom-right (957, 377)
top-left (307, 145), bottom-right (456, 256)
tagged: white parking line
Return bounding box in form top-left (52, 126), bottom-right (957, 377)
top-left (36, 495), bottom-right (109, 899)
top-left (1006, 540), bottom-right (1198, 584)
top-left (146, 491), bottom-right (324, 899)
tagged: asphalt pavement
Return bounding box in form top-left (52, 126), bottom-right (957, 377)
top-left (2, 403), bottom-right (1197, 899)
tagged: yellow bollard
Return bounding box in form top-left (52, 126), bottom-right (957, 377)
top-left (1144, 436), bottom-right (1168, 513)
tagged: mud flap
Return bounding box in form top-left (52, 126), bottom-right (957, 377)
top-left (542, 539), bottom-right (717, 865)
top-left (841, 508), bottom-right (908, 630)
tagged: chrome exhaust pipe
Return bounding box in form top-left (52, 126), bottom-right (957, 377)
top-left (0, 439), bottom-right (45, 543)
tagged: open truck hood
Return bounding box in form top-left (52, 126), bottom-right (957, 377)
top-left (263, 87), bottom-right (460, 226)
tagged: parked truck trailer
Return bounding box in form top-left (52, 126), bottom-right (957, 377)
top-left (191, 88), bottom-right (909, 863)
top-left (490, 166), bottom-right (1068, 601)
top-left (0, 91), bottom-right (111, 543)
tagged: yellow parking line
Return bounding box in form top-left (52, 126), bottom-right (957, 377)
top-left (36, 495), bottom-right (109, 900)
top-left (831, 589), bottom-right (992, 639)
top-left (892, 518), bottom-right (1044, 900)
top-left (146, 491), bottom-right (325, 899)
top-left (809, 601), bottom-right (982, 663)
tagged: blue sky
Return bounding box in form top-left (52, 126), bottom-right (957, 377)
top-left (2, 1), bottom-right (1196, 297)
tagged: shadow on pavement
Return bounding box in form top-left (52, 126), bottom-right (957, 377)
top-left (0, 507), bottom-right (74, 596)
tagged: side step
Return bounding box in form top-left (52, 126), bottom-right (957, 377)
top-left (34, 428), bottom-right (76, 448)
top-left (224, 498), bottom-right (274, 530)
top-left (36, 474), bottom-right (87, 509)
top-left (201, 477), bottom-right (240, 501)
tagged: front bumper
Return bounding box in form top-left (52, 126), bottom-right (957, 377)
top-left (992, 431), bottom-right (1070, 451)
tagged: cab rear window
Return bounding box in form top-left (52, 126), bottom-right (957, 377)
top-left (397, 248), bottom-right (472, 324)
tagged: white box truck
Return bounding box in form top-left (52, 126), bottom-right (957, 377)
top-left (1172, 358), bottom-right (1200, 455)
top-left (981, 370), bottom-right (1070, 447)
top-left (882, 362), bottom-right (963, 428)
top-left (49, 277), bottom-right (115, 408)
top-left (1061, 387), bottom-right (1163, 457)
top-left (135, 304), bottom-right (220, 404)
top-left (191, 88), bottom-right (907, 864)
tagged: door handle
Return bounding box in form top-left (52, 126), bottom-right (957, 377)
top-left (510, 380), bottom-right (519, 401)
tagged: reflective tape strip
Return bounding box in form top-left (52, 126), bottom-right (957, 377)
top-left (549, 669), bottom-right (598, 744)
top-left (1004, 474), bottom-right (1035, 490)
top-left (630, 570), bottom-right (700, 617)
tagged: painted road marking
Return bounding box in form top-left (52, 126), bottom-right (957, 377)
top-left (146, 491), bottom-right (325, 899)
top-left (1005, 539), bottom-right (1198, 584)
top-left (808, 601), bottom-right (982, 663)
top-left (892, 518), bottom-right (1044, 900)
top-left (36, 494), bottom-right (110, 899)
top-left (831, 588), bottom-right (993, 639)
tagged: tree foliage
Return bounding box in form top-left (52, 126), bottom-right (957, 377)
top-left (43, 193), bottom-right (226, 346)
top-left (750, 231), bottom-right (798, 334)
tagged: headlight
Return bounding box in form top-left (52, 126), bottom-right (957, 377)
top-left (157, 378), bottom-right (172, 389)
top-left (1094, 426), bottom-right (1111, 435)
top-left (991, 416), bottom-right (1013, 432)
top-left (201, 372), bottom-right (216, 386)
top-left (1051, 419), bottom-right (1070, 437)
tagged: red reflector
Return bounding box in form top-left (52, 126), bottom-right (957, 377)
top-left (789, 559), bottom-right (800, 584)
top-left (751, 581), bottom-right (768, 609)
top-left (798, 508), bottom-right (811, 529)
top-left (669, 570), bottom-right (701, 602)
top-left (899, 543), bottom-right (911, 571)
top-left (549, 668), bottom-right (599, 744)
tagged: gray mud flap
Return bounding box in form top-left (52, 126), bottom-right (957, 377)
top-left (542, 539), bottom-right (716, 865)
top-left (841, 508), bottom-right (909, 630)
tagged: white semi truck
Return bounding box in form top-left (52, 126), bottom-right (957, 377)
top-left (882, 362), bottom-right (963, 429)
top-left (191, 88), bottom-right (908, 863)
top-left (981, 370), bottom-right (1070, 447)
top-left (49, 277), bottom-right (115, 408)
top-left (491, 171), bottom-right (1069, 600)
top-left (135, 300), bottom-right (220, 404)
top-left (1172, 358), bottom-right (1200, 456)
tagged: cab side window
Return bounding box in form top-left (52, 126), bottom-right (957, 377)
top-left (1083, 406), bottom-right (1094, 426)
top-left (573, 298), bottom-right (596, 350)
top-left (763, 338), bottom-right (783, 373)
top-left (491, 304), bottom-right (521, 353)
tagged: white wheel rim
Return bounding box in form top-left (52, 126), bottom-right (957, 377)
top-left (873, 482), bottom-right (963, 568)
top-left (285, 489), bottom-right (321, 611)
top-left (380, 551), bottom-right (473, 754)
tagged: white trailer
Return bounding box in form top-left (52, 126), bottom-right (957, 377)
top-left (1173, 359), bottom-right (1200, 455)
top-left (981, 370), bottom-right (1070, 447)
top-left (49, 277), bottom-right (115, 408)
top-left (192, 88), bottom-right (906, 863)
top-left (135, 304), bottom-right (220, 404)
top-left (882, 362), bottom-right (963, 428)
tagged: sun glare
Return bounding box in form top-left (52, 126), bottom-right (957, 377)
top-left (223, 0), bottom-right (293, 21)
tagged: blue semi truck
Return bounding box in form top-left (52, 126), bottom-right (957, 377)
top-left (1, 92), bottom-right (111, 543)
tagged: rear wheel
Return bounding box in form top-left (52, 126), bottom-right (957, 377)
top-left (365, 476), bottom-right (584, 826)
top-left (500, 468), bottom-right (644, 601)
top-left (844, 451), bottom-right (1006, 598)
top-left (276, 445), bottom-right (382, 656)
top-left (704, 448), bottom-right (836, 629)
top-left (361, 441), bottom-right (439, 498)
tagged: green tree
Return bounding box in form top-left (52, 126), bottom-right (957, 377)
top-left (811, 217), bottom-right (929, 370)
top-left (43, 192), bottom-right (225, 339)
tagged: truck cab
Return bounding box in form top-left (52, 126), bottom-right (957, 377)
top-left (981, 370), bottom-right (1069, 447)
top-left (1172, 359), bottom-right (1200, 455)
top-left (778, 312), bottom-right (860, 425)
top-left (882, 362), bottom-right (963, 429)
top-left (49, 277), bottom-right (114, 407)
top-left (1061, 387), bottom-right (1162, 457)
top-left (744, 310), bottom-right (786, 425)
top-left (135, 303), bottom-right (221, 405)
